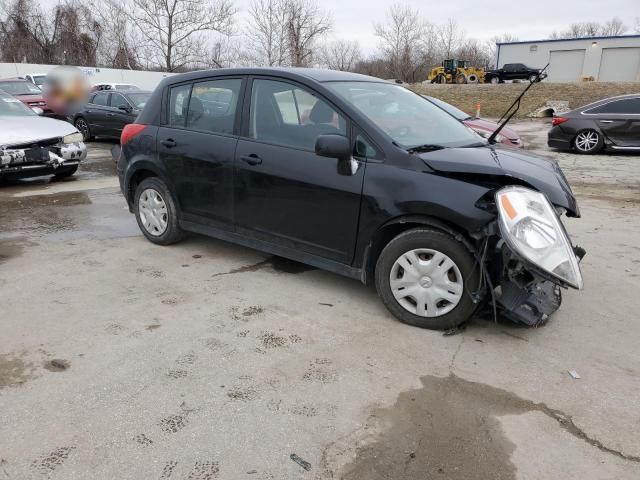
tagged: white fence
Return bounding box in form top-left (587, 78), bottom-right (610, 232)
top-left (0, 63), bottom-right (175, 91)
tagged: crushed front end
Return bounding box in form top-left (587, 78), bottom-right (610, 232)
top-left (476, 186), bottom-right (585, 326)
top-left (0, 134), bottom-right (86, 177)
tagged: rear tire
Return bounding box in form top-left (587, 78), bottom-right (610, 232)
top-left (53, 165), bottom-right (78, 178)
top-left (134, 177), bottom-right (186, 245)
top-left (375, 228), bottom-right (480, 330)
top-left (455, 74), bottom-right (467, 84)
top-left (573, 129), bottom-right (603, 154)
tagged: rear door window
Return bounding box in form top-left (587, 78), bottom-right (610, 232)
top-left (168, 84), bottom-right (192, 127)
top-left (186, 78), bottom-right (242, 135)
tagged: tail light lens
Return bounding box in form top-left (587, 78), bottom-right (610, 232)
top-left (552, 117), bottom-right (569, 127)
top-left (121, 123), bottom-right (146, 145)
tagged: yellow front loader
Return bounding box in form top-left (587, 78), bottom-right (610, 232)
top-left (428, 59), bottom-right (485, 84)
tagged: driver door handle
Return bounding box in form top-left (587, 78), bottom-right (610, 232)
top-left (240, 154), bottom-right (262, 166)
top-left (161, 138), bottom-right (177, 148)
top-left (599, 120), bottom-right (613, 123)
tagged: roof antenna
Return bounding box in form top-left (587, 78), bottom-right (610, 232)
top-left (487, 63), bottom-right (549, 144)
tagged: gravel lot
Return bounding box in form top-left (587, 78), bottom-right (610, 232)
top-left (1, 121), bottom-right (639, 479)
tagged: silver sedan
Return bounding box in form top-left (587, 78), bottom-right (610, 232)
top-left (0, 89), bottom-right (87, 180)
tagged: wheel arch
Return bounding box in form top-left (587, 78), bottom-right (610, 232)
top-left (361, 214), bottom-right (479, 286)
top-left (124, 161), bottom-right (168, 209)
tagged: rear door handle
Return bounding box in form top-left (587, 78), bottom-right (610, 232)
top-left (107, 113), bottom-right (115, 117)
top-left (599, 120), bottom-right (613, 123)
top-left (240, 154), bottom-right (262, 166)
top-left (161, 138), bottom-right (177, 148)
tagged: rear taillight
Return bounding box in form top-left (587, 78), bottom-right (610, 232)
top-left (120, 123), bottom-right (147, 145)
top-left (552, 117), bottom-right (569, 126)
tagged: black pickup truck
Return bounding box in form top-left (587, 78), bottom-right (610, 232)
top-left (484, 63), bottom-right (546, 84)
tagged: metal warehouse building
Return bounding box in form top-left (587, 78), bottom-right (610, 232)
top-left (496, 35), bottom-right (640, 82)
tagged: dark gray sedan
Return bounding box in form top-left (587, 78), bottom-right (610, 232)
top-left (548, 94), bottom-right (640, 154)
top-left (72, 90), bottom-right (151, 141)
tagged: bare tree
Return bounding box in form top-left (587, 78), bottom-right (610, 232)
top-left (484, 33), bottom-right (518, 68)
top-left (97, 0), bottom-right (144, 69)
top-left (127, 0), bottom-right (235, 72)
top-left (287, 0), bottom-right (332, 67)
top-left (319, 39), bottom-right (361, 71)
top-left (437, 18), bottom-right (463, 59)
top-left (550, 18), bottom-right (628, 39)
top-left (0, 0), bottom-right (101, 65)
top-left (246, 0), bottom-right (290, 66)
top-left (207, 33), bottom-right (248, 68)
top-left (374, 4), bottom-right (428, 82)
top-left (601, 17), bottom-right (627, 36)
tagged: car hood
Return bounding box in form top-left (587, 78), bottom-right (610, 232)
top-left (13, 94), bottom-right (45, 102)
top-left (0, 115), bottom-right (78, 147)
top-left (464, 118), bottom-right (519, 140)
top-left (419, 145), bottom-right (580, 216)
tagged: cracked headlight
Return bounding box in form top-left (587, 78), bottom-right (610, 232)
top-left (63, 132), bottom-right (83, 144)
top-left (496, 186), bottom-right (583, 289)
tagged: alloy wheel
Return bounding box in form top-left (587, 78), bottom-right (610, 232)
top-left (389, 248), bottom-right (464, 318)
top-left (75, 119), bottom-right (89, 141)
top-left (575, 130), bottom-right (600, 153)
top-left (138, 188), bottom-right (168, 236)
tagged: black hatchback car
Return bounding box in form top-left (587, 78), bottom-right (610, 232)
top-left (116, 68), bottom-right (584, 330)
top-left (72, 90), bottom-right (152, 141)
top-left (548, 94), bottom-right (640, 154)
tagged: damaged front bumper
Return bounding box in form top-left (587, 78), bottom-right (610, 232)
top-left (0, 141), bottom-right (87, 176)
top-left (492, 242), bottom-right (586, 326)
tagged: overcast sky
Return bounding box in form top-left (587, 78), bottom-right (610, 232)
top-left (38, 0), bottom-right (640, 54)
top-left (232, 0), bottom-right (639, 53)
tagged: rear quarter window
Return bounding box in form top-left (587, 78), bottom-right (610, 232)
top-left (168, 84), bottom-right (192, 127)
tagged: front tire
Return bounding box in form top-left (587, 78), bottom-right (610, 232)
top-left (489, 76), bottom-right (500, 84)
top-left (74, 117), bottom-right (92, 141)
top-left (375, 228), bottom-right (480, 330)
top-left (573, 129), bottom-right (603, 154)
top-left (134, 177), bottom-right (186, 245)
top-left (53, 165), bottom-right (78, 178)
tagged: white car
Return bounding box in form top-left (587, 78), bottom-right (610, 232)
top-left (0, 89), bottom-right (87, 179)
top-left (92, 83), bottom-right (140, 92)
top-left (24, 73), bottom-right (48, 88)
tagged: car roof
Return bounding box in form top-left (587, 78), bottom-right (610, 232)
top-left (107, 89), bottom-right (151, 94)
top-left (576, 93), bottom-right (640, 111)
top-left (0, 78), bottom-right (29, 82)
top-left (163, 67), bottom-right (383, 85)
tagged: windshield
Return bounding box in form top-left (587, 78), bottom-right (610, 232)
top-left (327, 82), bottom-right (481, 149)
top-left (0, 90), bottom-right (36, 116)
top-left (425, 96), bottom-right (470, 121)
top-left (0, 81), bottom-right (42, 95)
top-left (127, 92), bottom-right (151, 109)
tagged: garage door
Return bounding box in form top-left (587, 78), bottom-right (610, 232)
top-left (547, 49), bottom-right (586, 82)
top-left (599, 48), bottom-right (640, 82)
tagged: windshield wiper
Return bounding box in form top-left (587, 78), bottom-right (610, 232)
top-left (407, 144), bottom-right (446, 153)
top-left (487, 63), bottom-right (549, 144)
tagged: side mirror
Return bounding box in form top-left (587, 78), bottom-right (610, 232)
top-left (315, 134), bottom-right (351, 161)
top-left (31, 107), bottom-right (44, 115)
top-left (118, 104), bottom-right (132, 113)
top-left (315, 134), bottom-right (358, 176)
